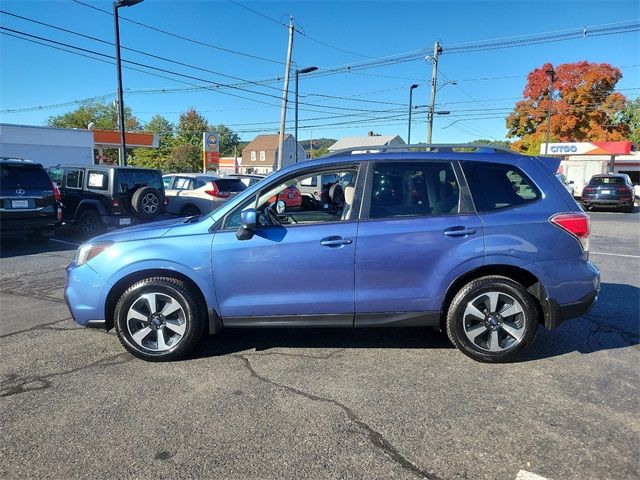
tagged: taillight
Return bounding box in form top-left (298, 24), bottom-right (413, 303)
top-left (205, 181), bottom-right (230, 198)
top-left (550, 212), bottom-right (590, 253)
top-left (582, 187), bottom-right (594, 194)
top-left (616, 186), bottom-right (632, 196)
top-left (163, 197), bottom-right (169, 205)
top-left (112, 198), bottom-right (121, 208)
top-left (57, 206), bottom-right (62, 221)
top-left (51, 181), bottom-right (62, 202)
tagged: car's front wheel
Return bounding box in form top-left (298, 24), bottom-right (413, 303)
top-left (114, 277), bottom-right (205, 361)
top-left (446, 276), bottom-right (539, 363)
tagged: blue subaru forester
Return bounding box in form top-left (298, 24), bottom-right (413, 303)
top-left (65, 145), bottom-right (600, 362)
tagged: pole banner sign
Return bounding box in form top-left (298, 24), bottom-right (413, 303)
top-left (540, 141), bottom-right (632, 155)
top-left (203, 132), bottom-right (220, 170)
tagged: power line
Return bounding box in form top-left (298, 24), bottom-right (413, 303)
top-left (70, 0), bottom-right (285, 65)
top-left (227, 0), bottom-right (287, 27)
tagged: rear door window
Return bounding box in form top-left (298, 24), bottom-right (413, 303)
top-left (1, 164), bottom-right (51, 189)
top-left (369, 162), bottom-right (460, 218)
top-left (461, 162), bottom-right (540, 212)
top-left (66, 169), bottom-right (84, 189)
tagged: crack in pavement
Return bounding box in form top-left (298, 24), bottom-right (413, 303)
top-left (0, 318), bottom-right (76, 339)
top-left (0, 352), bottom-right (133, 398)
top-left (583, 314), bottom-right (639, 346)
top-left (233, 354), bottom-right (441, 480)
top-left (244, 348), bottom-right (346, 360)
top-left (0, 289), bottom-right (65, 304)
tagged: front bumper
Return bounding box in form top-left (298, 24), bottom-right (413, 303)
top-left (64, 261), bottom-right (111, 327)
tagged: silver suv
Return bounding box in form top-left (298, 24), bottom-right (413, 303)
top-left (163, 174), bottom-right (247, 217)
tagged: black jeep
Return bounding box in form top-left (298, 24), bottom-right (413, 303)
top-left (47, 165), bottom-right (166, 237)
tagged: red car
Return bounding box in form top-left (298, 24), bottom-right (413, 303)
top-left (269, 185), bottom-right (302, 211)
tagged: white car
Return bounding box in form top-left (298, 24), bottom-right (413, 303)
top-left (163, 174), bottom-right (247, 217)
top-left (555, 173), bottom-right (575, 197)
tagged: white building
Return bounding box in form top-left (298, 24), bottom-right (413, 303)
top-left (0, 123), bottom-right (94, 167)
top-left (328, 132), bottom-right (406, 154)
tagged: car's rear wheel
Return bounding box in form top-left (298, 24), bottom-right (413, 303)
top-left (446, 276), bottom-right (539, 363)
top-left (77, 209), bottom-right (104, 238)
top-left (114, 277), bottom-right (205, 361)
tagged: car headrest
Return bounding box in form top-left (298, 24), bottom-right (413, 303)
top-left (344, 183), bottom-right (355, 204)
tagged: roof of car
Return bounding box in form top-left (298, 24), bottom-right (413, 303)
top-left (591, 174), bottom-right (627, 178)
top-left (51, 164), bottom-right (161, 172)
top-left (162, 173), bottom-right (219, 179)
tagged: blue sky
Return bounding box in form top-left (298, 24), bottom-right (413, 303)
top-left (1, 0), bottom-right (639, 143)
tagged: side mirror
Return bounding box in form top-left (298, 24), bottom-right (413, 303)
top-left (569, 180), bottom-right (574, 184)
top-left (236, 209), bottom-right (257, 240)
top-left (276, 200), bottom-right (286, 214)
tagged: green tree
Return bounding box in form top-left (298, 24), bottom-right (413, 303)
top-left (174, 107), bottom-right (208, 147)
top-left (209, 124), bottom-right (240, 157)
top-left (169, 144), bottom-right (201, 173)
top-left (618, 97), bottom-right (640, 148)
top-left (130, 115), bottom-right (175, 170)
top-left (47, 101), bottom-right (140, 131)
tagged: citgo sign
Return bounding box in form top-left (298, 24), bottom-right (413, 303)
top-left (541, 141), bottom-right (632, 156)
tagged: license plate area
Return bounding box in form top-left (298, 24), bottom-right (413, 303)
top-left (11, 200), bottom-right (29, 208)
top-left (601, 189), bottom-right (611, 195)
top-left (119, 218), bottom-right (132, 226)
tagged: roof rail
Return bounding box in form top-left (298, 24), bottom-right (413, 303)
top-left (323, 143), bottom-right (516, 157)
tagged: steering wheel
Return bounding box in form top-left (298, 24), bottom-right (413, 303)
top-left (265, 201), bottom-right (281, 225)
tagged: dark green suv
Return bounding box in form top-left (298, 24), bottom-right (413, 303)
top-left (47, 165), bottom-right (166, 238)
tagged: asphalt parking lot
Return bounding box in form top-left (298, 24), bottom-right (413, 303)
top-left (1, 211), bottom-right (638, 480)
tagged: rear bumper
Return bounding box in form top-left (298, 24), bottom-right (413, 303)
top-left (545, 271), bottom-right (600, 330)
top-left (581, 197), bottom-right (633, 207)
top-left (0, 216), bottom-right (60, 236)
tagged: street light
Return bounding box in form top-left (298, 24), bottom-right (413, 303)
top-left (114, 0), bottom-right (143, 166)
top-left (544, 67), bottom-right (556, 155)
top-left (407, 84), bottom-right (419, 144)
top-left (294, 65), bottom-right (318, 162)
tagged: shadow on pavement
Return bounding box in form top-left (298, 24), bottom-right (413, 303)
top-left (190, 326), bottom-right (454, 359)
top-left (0, 236), bottom-right (78, 259)
top-left (519, 282), bottom-right (639, 362)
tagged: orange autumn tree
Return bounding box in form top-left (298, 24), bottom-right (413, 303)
top-left (506, 61), bottom-right (629, 154)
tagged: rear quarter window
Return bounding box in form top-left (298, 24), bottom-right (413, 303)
top-left (461, 162), bottom-right (540, 212)
top-left (214, 179), bottom-right (247, 193)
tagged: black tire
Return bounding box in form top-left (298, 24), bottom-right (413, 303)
top-left (622, 205), bottom-right (634, 213)
top-left (131, 187), bottom-right (161, 220)
top-left (114, 277), bottom-right (205, 361)
top-left (180, 205), bottom-right (201, 217)
top-left (446, 276), bottom-right (539, 363)
top-left (76, 209), bottom-right (105, 239)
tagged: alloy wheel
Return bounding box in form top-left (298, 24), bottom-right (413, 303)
top-left (126, 292), bottom-right (186, 352)
top-left (462, 291), bottom-right (526, 352)
top-left (142, 193), bottom-right (159, 214)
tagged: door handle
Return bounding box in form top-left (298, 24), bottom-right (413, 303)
top-left (443, 226), bottom-right (477, 237)
top-left (320, 236), bottom-right (353, 247)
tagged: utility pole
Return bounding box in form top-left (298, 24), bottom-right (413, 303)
top-left (277, 16), bottom-right (294, 171)
top-left (407, 84), bottom-right (418, 144)
top-left (544, 67), bottom-right (556, 155)
top-left (426, 41), bottom-right (442, 144)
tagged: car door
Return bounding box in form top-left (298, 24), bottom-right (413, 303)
top-left (60, 168), bottom-right (85, 221)
top-left (211, 165), bottom-right (361, 325)
top-left (354, 160), bottom-right (484, 324)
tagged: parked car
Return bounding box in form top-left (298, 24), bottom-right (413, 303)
top-left (555, 173), bottom-right (575, 197)
top-left (581, 174), bottom-right (635, 212)
top-left (1, 158), bottom-right (62, 242)
top-left (227, 174), bottom-right (264, 188)
top-left (65, 145), bottom-right (600, 363)
top-left (47, 165), bottom-right (166, 237)
top-left (163, 174), bottom-right (247, 217)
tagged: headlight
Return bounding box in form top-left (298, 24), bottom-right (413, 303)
top-left (75, 241), bottom-right (114, 266)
